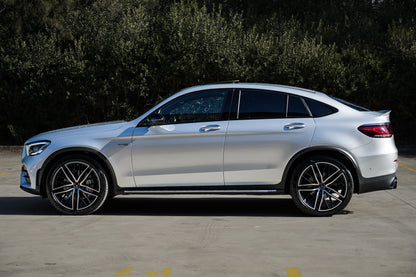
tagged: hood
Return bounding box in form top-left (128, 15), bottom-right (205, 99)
top-left (26, 121), bottom-right (127, 143)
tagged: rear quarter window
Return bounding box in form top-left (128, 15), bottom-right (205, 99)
top-left (304, 98), bottom-right (338, 117)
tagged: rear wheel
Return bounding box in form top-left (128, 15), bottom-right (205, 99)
top-left (290, 156), bottom-right (353, 216)
top-left (46, 155), bottom-right (109, 215)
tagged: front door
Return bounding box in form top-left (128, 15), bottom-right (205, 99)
top-left (132, 89), bottom-right (231, 187)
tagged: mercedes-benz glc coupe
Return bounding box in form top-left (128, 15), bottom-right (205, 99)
top-left (21, 83), bottom-right (398, 216)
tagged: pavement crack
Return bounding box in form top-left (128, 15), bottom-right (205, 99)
top-left (385, 191), bottom-right (416, 210)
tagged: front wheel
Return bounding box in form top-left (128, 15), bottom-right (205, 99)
top-left (46, 155), bottom-right (109, 215)
top-left (290, 156), bottom-right (353, 216)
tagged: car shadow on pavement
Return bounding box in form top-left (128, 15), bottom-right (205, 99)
top-left (99, 197), bottom-right (310, 217)
top-left (0, 196), bottom-right (352, 217)
top-left (0, 196), bottom-right (59, 215)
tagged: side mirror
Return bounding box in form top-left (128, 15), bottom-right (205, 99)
top-left (146, 114), bottom-right (165, 126)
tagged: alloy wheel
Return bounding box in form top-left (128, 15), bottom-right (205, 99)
top-left (51, 161), bottom-right (102, 212)
top-left (296, 161), bottom-right (348, 212)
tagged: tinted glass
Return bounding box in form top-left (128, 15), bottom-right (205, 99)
top-left (158, 90), bottom-right (227, 124)
top-left (287, 96), bottom-right (310, 118)
top-left (304, 98), bottom-right (337, 117)
top-left (239, 90), bottom-right (286, 119)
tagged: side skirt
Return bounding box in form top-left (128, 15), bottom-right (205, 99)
top-left (116, 185), bottom-right (286, 195)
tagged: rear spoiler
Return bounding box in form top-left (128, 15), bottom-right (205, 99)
top-left (376, 110), bottom-right (391, 121)
top-left (377, 110), bottom-right (391, 115)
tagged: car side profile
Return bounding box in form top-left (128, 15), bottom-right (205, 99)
top-left (20, 83), bottom-right (398, 216)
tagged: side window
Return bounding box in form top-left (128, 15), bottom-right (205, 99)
top-left (158, 90), bottom-right (228, 124)
top-left (287, 96), bottom-right (311, 118)
top-left (238, 90), bottom-right (286, 119)
top-left (304, 98), bottom-right (338, 117)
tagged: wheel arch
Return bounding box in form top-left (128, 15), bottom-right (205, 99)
top-left (282, 147), bottom-right (360, 194)
top-left (37, 147), bottom-right (118, 197)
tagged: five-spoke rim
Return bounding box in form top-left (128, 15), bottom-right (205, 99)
top-left (297, 161), bottom-right (348, 212)
top-left (51, 161), bottom-right (101, 211)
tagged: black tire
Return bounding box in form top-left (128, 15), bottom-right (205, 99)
top-left (46, 154), bottom-right (109, 215)
top-left (290, 156), bottom-right (353, 216)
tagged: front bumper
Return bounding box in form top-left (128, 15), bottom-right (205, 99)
top-left (20, 165), bottom-right (40, 195)
top-left (20, 184), bottom-right (40, 195)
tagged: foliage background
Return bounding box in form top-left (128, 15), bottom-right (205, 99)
top-left (1, 0), bottom-right (415, 145)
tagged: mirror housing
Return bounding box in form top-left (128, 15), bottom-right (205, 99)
top-left (146, 114), bottom-right (165, 126)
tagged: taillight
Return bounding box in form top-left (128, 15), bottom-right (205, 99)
top-left (358, 123), bottom-right (393, 138)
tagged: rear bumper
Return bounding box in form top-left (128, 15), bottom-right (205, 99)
top-left (358, 173), bottom-right (397, 194)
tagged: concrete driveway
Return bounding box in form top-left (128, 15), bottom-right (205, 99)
top-left (0, 149), bottom-right (415, 277)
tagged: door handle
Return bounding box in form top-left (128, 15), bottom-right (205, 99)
top-left (284, 123), bottom-right (305, 130)
top-left (200, 125), bottom-right (221, 132)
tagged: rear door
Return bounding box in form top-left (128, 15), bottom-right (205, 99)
top-left (224, 89), bottom-right (315, 185)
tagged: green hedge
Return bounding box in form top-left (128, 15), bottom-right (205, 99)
top-left (1, 0), bottom-right (415, 145)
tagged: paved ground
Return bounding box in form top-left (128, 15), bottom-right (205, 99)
top-left (0, 149), bottom-right (415, 277)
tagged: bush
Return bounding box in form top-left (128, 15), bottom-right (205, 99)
top-left (0, 0), bottom-right (415, 145)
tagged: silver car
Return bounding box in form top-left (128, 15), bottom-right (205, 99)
top-left (20, 83), bottom-right (398, 216)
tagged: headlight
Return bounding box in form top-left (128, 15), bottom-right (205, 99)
top-left (25, 141), bottom-right (50, 156)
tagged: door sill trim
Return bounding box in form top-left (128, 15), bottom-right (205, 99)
top-left (122, 189), bottom-right (277, 195)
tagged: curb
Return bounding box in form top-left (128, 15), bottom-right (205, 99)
top-left (398, 148), bottom-right (416, 156)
